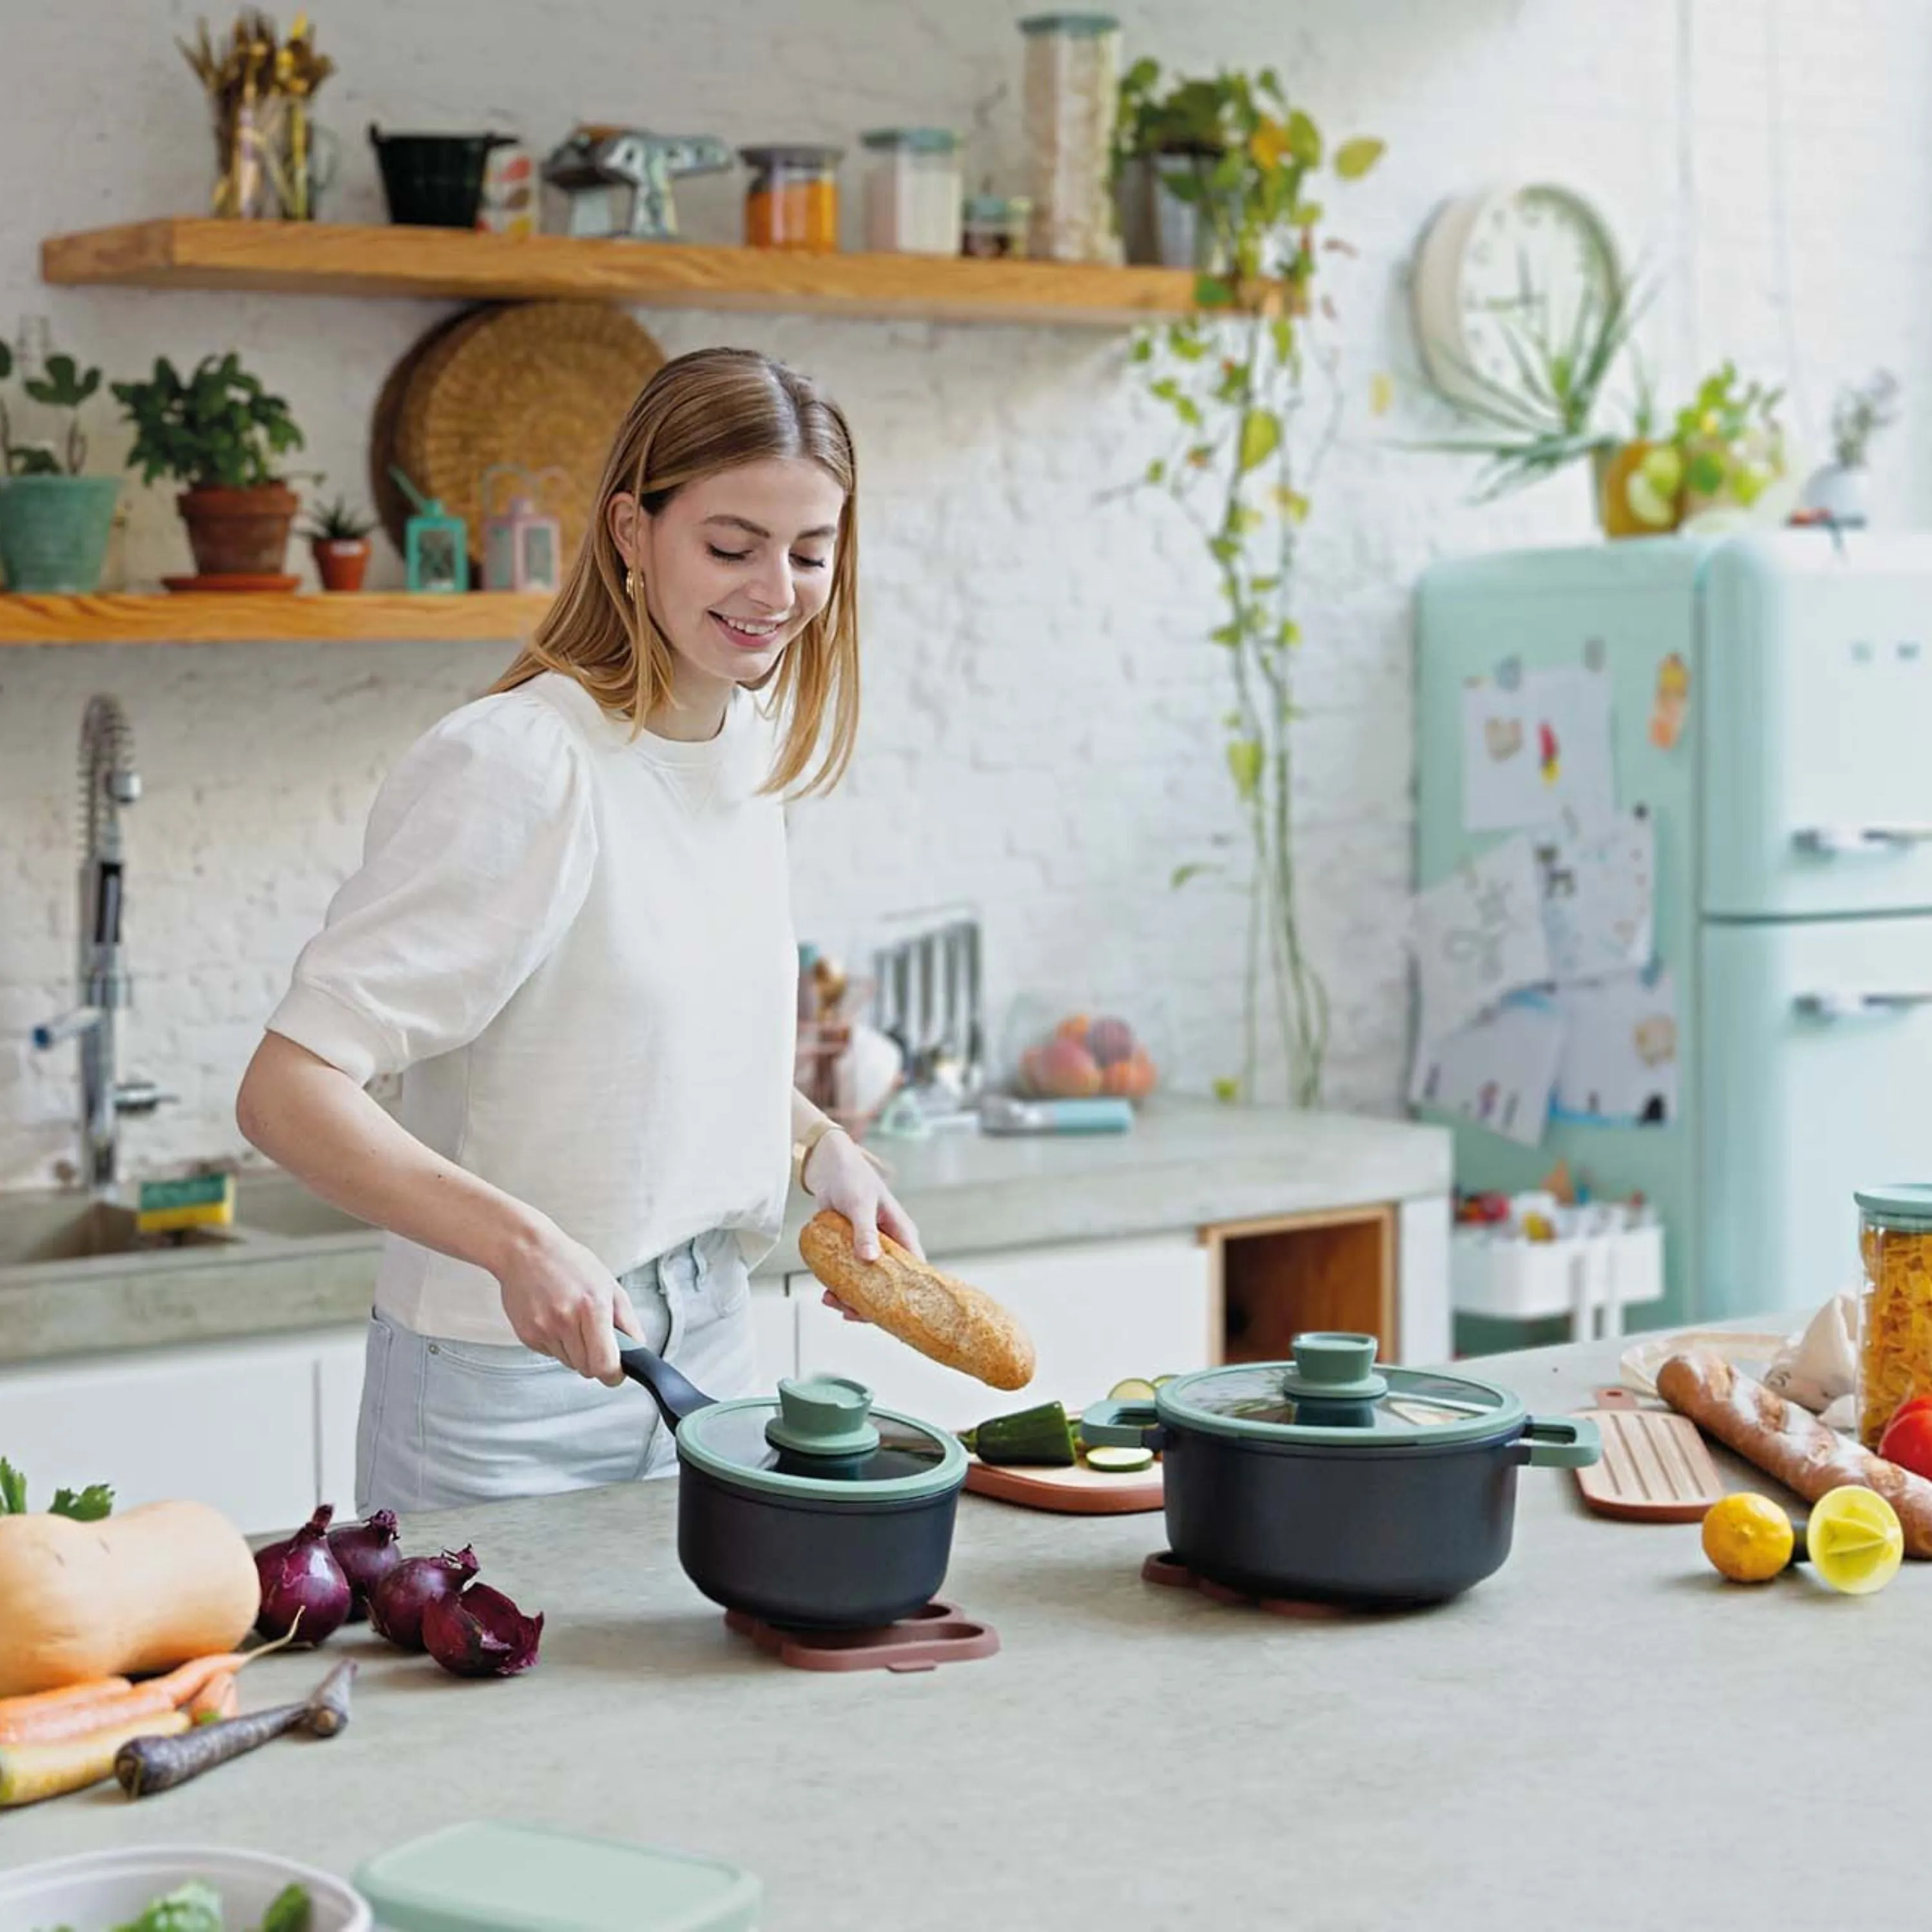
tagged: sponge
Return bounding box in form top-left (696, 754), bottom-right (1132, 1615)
top-left (135, 1171), bottom-right (236, 1235)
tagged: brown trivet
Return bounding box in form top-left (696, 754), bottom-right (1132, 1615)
top-left (723, 1600), bottom-right (999, 1673)
top-left (1141, 1550), bottom-right (1348, 1620)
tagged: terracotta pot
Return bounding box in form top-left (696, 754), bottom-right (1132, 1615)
top-left (178, 483), bottom-right (299, 578)
top-left (312, 537), bottom-right (372, 592)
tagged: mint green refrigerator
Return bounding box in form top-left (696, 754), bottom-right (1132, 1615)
top-left (1416, 531), bottom-right (1932, 1343)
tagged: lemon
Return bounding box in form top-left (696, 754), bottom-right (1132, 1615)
top-left (1806, 1486), bottom-right (1904, 1596)
top-left (1701, 1492), bottom-right (1796, 1583)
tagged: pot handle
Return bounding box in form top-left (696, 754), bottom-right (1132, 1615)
top-left (1517, 1416), bottom-right (1601, 1469)
top-left (614, 1334), bottom-right (716, 1432)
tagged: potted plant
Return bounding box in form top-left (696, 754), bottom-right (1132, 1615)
top-left (1670, 362), bottom-right (1792, 530)
top-left (0, 336), bottom-right (122, 593)
top-left (1801, 368), bottom-right (1899, 527)
top-left (301, 491), bottom-right (377, 592)
top-left (111, 353), bottom-right (305, 585)
top-left (1112, 62), bottom-right (1240, 271)
top-left (1130, 66), bottom-right (1384, 1108)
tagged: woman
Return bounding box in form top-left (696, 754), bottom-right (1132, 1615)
top-left (236, 346), bottom-right (917, 1512)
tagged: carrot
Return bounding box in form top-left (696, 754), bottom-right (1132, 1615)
top-left (187, 1671), bottom-right (238, 1722)
top-left (0, 1676), bottom-right (135, 1738)
top-left (0, 1708), bottom-right (190, 1808)
top-left (0, 1645), bottom-right (269, 1745)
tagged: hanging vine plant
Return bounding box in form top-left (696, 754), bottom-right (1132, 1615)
top-left (1124, 62), bottom-right (1383, 1107)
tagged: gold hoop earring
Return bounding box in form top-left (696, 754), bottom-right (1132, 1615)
top-left (623, 566), bottom-right (638, 600)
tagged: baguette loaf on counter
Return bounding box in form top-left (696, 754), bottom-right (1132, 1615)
top-left (798, 1210), bottom-right (1037, 1392)
top-left (1656, 1349), bottom-right (1932, 1558)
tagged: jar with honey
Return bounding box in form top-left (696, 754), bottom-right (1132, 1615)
top-left (740, 145), bottom-right (841, 251)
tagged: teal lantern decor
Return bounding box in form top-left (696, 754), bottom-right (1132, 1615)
top-left (390, 464), bottom-right (469, 593)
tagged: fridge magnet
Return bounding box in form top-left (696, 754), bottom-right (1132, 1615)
top-left (1412, 834), bottom-right (1553, 1041)
top-left (1551, 968), bottom-right (1679, 1126)
top-left (1408, 992), bottom-right (1565, 1148)
top-left (1531, 808), bottom-right (1654, 985)
top-left (1648, 652), bottom-right (1691, 750)
top-left (1461, 665), bottom-right (1616, 833)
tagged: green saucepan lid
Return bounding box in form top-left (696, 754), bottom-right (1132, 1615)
top-left (677, 1375), bottom-right (967, 1502)
top-left (1159, 1331), bottom-right (1531, 1450)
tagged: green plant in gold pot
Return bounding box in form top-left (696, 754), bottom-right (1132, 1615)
top-left (1131, 67), bottom-right (1383, 1107)
top-left (112, 353), bottom-right (305, 585)
top-left (0, 336), bottom-right (122, 594)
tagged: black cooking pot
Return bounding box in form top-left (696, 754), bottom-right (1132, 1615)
top-left (616, 1340), bottom-right (967, 1630)
top-left (1119, 1332), bottom-right (1600, 1608)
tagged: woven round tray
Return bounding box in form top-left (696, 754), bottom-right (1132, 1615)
top-left (392, 301), bottom-right (665, 567)
top-left (368, 308), bottom-right (477, 556)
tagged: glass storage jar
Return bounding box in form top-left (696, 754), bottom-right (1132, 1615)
top-left (1855, 1184), bottom-right (1932, 1447)
top-left (1019, 12), bottom-right (1121, 263)
top-left (961, 193), bottom-right (1032, 258)
top-left (861, 129), bottom-right (963, 255)
top-left (740, 144), bottom-right (841, 251)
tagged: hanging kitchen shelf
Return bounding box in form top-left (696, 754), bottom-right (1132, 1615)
top-left (0, 591), bottom-right (551, 647)
top-left (41, 218), bottom-right (1209, 327)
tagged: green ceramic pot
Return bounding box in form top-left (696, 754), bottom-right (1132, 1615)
top-left (0, 474), bottom-right (121, 592)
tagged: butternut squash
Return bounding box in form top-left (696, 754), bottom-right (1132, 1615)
top-left (0, 1499), bottom-right (259, 1698)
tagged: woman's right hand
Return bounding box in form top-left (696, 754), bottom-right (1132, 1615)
top-left (494, 1218), bottom-right (643, 1385)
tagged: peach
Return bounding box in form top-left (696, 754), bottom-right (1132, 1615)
top-left (1036, 1036), bottom-right (1103, 1097)
top-left (1087, 1016), bottom-right (1137, 1066)
top-left (1054, 1014), bottom-right (1091, 1043)
top-left (1102, 1051), bottom-right (1158, 1100)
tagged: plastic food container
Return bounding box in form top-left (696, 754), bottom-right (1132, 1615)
top-left (860, 128), bottom-right (963, 255)
top-left (961, 193), bottom-right (1032, 258)
top-left (1018, 12), bottom-right (1122, 262)
top-left (0, 1846), bottom-right (370, 1932)
top-left (740, 144), bottom-right (840, 251)
top-left (1855, 1184), bottom-right (1932, 1447)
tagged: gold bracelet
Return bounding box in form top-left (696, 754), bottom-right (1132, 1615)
top-left (793, 1115), bottom-right (846, 1194)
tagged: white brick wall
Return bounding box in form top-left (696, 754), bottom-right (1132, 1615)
top-left (1, 0), bottom-right (1922, 1186)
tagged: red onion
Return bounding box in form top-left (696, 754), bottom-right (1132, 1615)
top-left (254, 1504), bottom-right (353, 1646)
top-left (369, 1546), bottom-right (478, 1653)
top-left (325, 1509), bottom-right (402, 1621)
top-left (422, 1580), bottom-right (544, 1679)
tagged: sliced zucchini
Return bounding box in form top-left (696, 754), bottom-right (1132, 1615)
top-left (1084, 1444), bottom-right (1155, 1474)
top-left (1151, 1374), bottom-right (1177, 1389)
top-left (1107, 1376), bottom-right (1159, 1403)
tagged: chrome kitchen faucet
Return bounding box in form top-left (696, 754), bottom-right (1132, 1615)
top-left (32, 695), bottom-right (174, 1188)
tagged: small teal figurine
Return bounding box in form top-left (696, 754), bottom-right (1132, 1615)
top-left (390, 464), bottom-right (469, 593)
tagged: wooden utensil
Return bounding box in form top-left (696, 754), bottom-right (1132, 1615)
top-left (1573, 1387), bottom-right (1724, 1522)
top-left (964, 1455), bottom-right (1162, 1515)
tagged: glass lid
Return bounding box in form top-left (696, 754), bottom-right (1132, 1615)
top-left (1159, 1333), bottom-right (1528, 1450)
top-left (676, 1376), bottom-right (966, 1501)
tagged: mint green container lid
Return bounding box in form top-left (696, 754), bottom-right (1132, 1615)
top-left (355, 1822), bottom-right (760, 1932)
top-left (677, 1376), bottom-right (967, 1502)
top-left (1159, 1332), bottom-right (1530, 1450)
top-left (1019, 13), bottom-right (1121, 35)
top-left (1855, 1184), bottom-right (1932, 1232)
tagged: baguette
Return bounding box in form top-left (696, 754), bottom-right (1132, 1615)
top-left (798, 1210), bottom-right (1036, 1392)
top-left (1656, 1349), bottom-right (1932, 1558)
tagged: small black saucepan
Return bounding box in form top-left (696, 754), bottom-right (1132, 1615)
top-left (616, 1338), bottom-right (968, 1630)
top-left (1090, 1331), bottom-right (1601, 1608)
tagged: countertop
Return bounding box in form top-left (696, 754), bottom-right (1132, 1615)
top-left (10, 1321), bottom-right (1925, 1927)
top-left (0, 1098), bottom-right (1450, 1365)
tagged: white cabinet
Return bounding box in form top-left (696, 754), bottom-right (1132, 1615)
top-left (793, 1231), bottom-right (1214, 1432)
top-left (0, 1334), bottom-right (337, 1537)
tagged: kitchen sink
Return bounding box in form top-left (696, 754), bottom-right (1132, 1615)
top-left (231, 1173), bottom-right (374, 1240)
top-left (0, 1197), bottom-right (244, 1267)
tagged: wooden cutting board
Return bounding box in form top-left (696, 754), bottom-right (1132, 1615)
top-left (965, 1455), bottom-right (1163, 1515)
top-left (1573, 1388), bottom-right (1725, 1522)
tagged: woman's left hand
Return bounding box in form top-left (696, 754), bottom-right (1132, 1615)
top-left (801, 1126), bottom-right (923, 1321)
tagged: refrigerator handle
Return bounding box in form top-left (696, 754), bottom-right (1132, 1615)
top-left (1794, 992), bottom-right (1932, 1023)
top-left (1793, 824), bottom-right (1932, 857)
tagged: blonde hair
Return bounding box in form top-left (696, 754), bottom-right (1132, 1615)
top-left (489, 346), bottom-right (858, 796)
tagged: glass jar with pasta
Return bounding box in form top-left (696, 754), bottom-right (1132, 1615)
top-left (740, 144), bottom-right (841, 251)
top-left (1855, 1184), bottom-right (1932, 1448)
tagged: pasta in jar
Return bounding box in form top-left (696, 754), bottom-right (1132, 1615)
top-left (1856, 1186), bottom-right (1932, 1448)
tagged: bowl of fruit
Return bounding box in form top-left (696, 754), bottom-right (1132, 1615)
top-left (1007, 1001), bottom-right (1162, 1104)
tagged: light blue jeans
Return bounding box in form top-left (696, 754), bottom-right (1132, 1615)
top-left (355, 1229), bottom-right (760, 1514)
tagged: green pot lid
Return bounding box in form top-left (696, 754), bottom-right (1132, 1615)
top-left (677, 1376), bottom-right (966, 1502)
top-left (355, 1821), bottom-right (760, 1932)
top-left (1019, 12), bottom-right (1121, 35)
top-left (860, 128), bottom-right (961, 153)
top-left (1159, 1332), bottom-right (1528, 1450)
top-left (1855, 1184), bottom-right (1932, 1231)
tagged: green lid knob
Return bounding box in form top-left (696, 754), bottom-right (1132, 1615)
top-left (765, 1376), bottom-right (881, 1458)
top-left (1280, 1332), bottom-right (1388, 1402)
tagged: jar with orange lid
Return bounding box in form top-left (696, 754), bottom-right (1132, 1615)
top-left (1855, 1184), bottom-right (1932, 1447)
top-left (740, 144), bottom-right (841, 251)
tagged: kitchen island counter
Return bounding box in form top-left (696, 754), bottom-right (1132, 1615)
top-left (10, 1322), bottom-right (1924, 1927)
